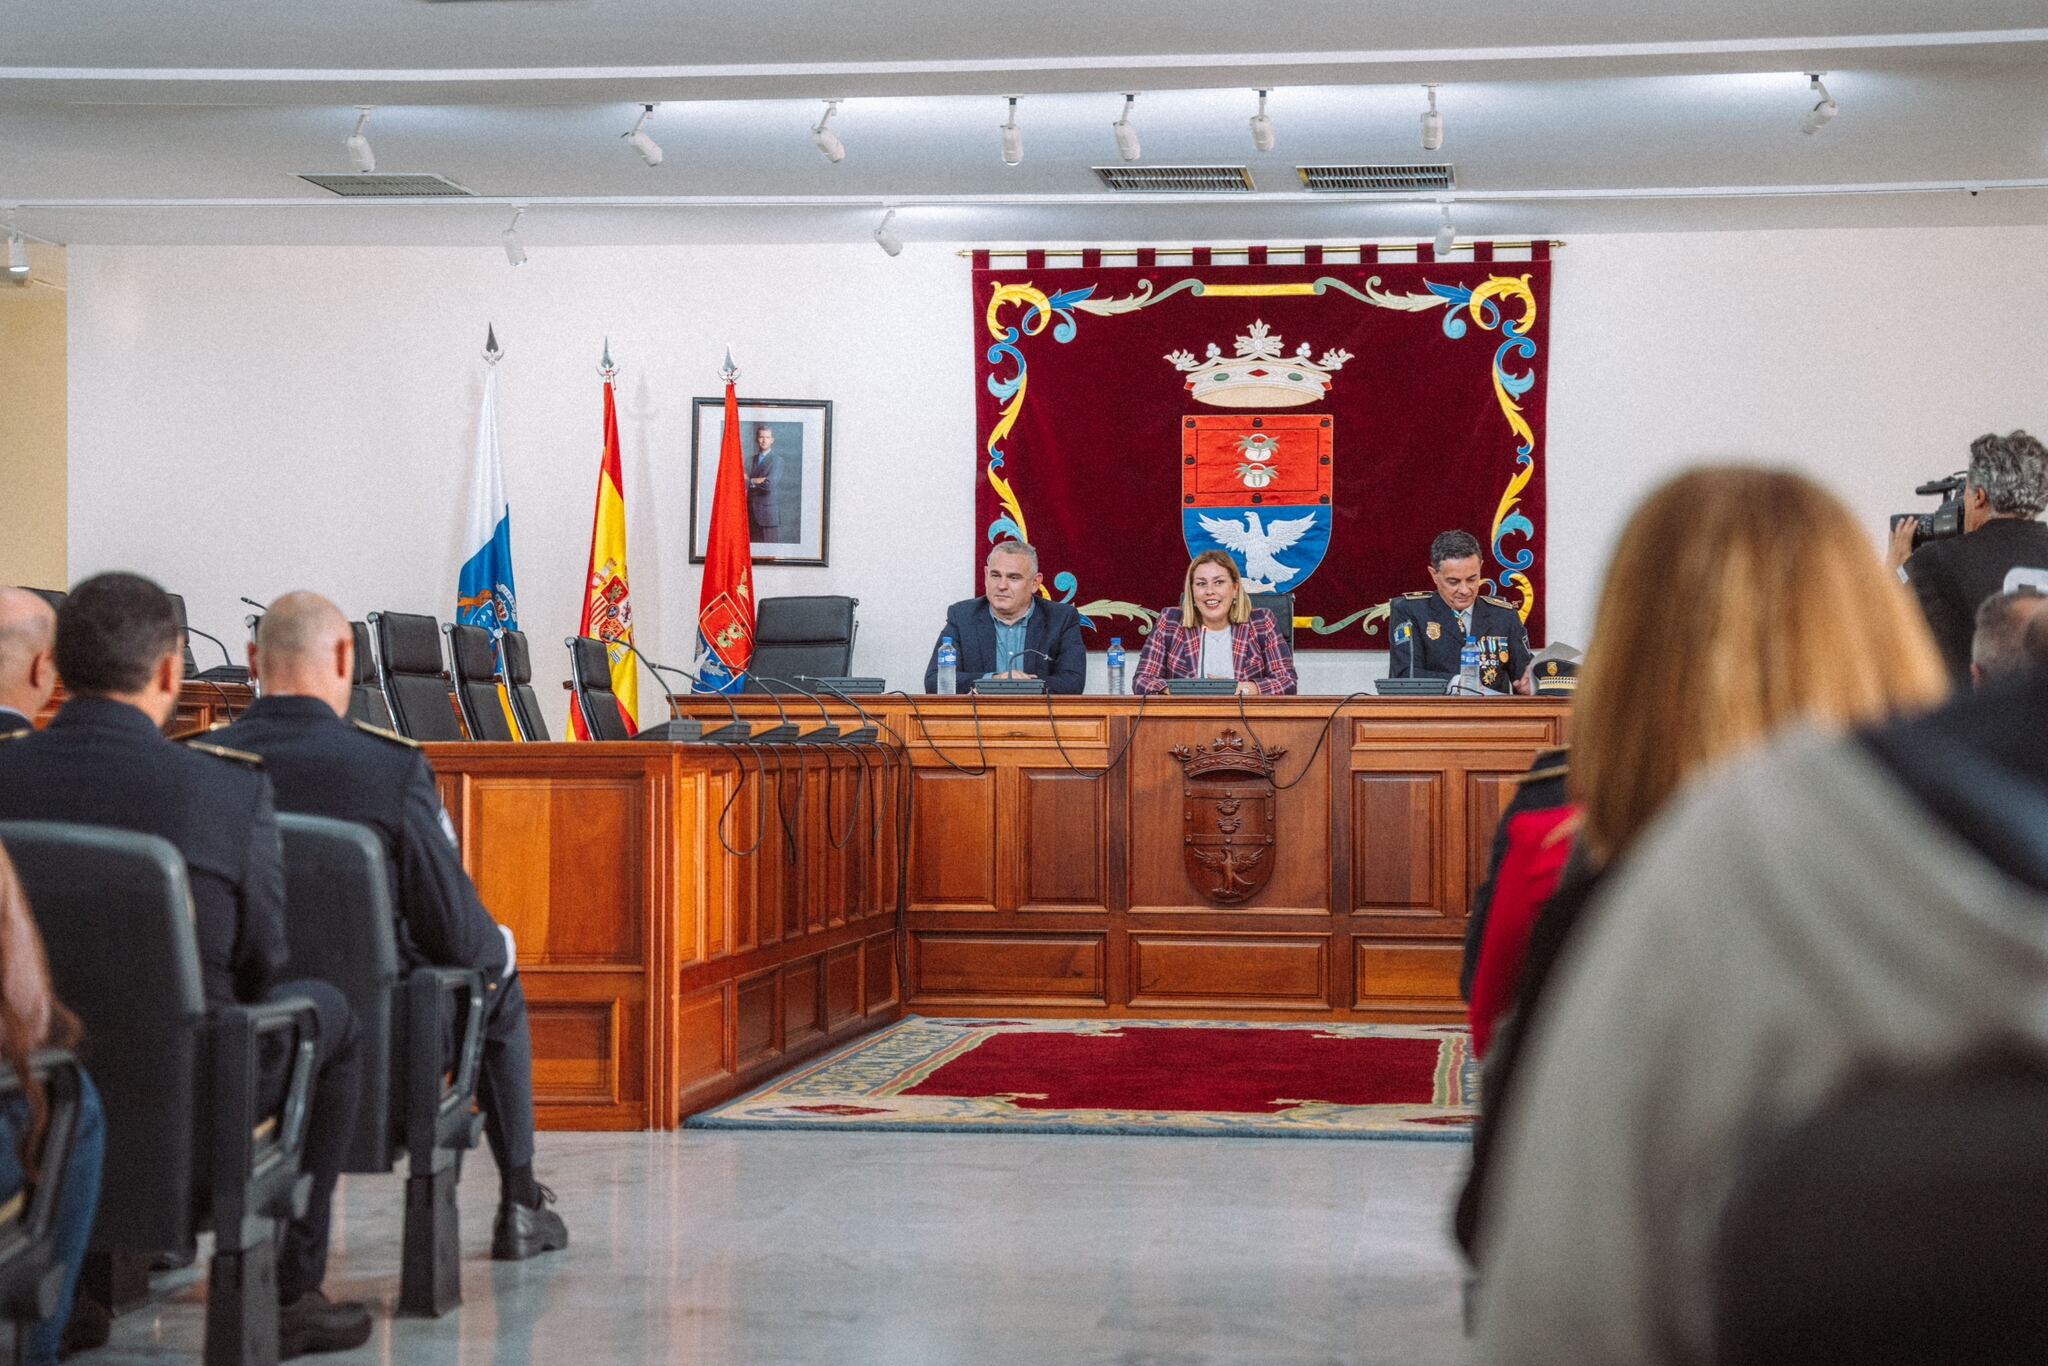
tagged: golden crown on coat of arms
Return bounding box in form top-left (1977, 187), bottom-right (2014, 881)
top-left (1165, 320), bottom-right (1353, 410)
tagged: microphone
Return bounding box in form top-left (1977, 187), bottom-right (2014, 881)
top-left (239, 596), bottom-right (268, 615)
top-left (603, 637), bottom-right (773, 744)
top-left (756, 674), bottom-right (882, 744)
top-left (972, 645), bottom-right (1053, 693)
top-left (805, 678), bottom-right (890, 747)
top-left (1407, 607), bottom-right (1419, 680)
top-left (178, 623), bottom-right (247, 719)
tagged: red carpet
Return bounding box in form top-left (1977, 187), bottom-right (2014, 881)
top-left (689, 1016), bottom-right (1477, 1139)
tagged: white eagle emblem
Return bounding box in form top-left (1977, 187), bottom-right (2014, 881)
top-left (1196, 510), bottom-right (1319, 593)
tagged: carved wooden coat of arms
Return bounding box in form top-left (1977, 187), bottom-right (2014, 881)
top-left (1170, 728), bottom-right (1284, 905)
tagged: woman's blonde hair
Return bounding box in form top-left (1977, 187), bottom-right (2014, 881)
top-left (1570, 465), bottom-right (1949, 863)
top-left (1180, 550), bottom-right (1252, 626)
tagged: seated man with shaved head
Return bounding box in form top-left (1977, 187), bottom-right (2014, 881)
top-left (216, 592), bottom-right (567, 1261)
top-left (0, 588), bottom-right (61, 735)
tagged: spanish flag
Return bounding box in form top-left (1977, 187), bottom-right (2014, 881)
top-left (572, 347), bottom-right (638, 738)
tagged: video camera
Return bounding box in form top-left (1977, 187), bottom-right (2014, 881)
top-left (1890, 471), bottom-right (1968, 548)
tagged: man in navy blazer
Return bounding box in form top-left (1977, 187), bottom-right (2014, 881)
top-left (924, 542), bottom-right (1088, 694)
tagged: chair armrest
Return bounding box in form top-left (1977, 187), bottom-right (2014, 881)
top-left (211, 995), bottom-right (319, 1229)
top-left (403, 968), bottom-right (487, 1165)
top-left (0, 1050), bottom-right (87, 1319)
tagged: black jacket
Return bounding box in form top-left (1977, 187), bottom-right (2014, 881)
top-left (1388, 591), bottom-right (1533, 688)
top-left (924, 598), bottom-right (1088, 695)
top-left (1904, 517), bottom-right (2048, 682)
top-left (0, 695), bottom-right (288, 1009)
top-left (0, 707), bottom-right (31, 737)
top-left (216, 695), bottom-right (509, 978)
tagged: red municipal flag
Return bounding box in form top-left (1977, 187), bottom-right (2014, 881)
top-left (693, 367), bottom-right (755, 692)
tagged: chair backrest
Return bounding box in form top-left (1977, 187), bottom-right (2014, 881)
top-left (1250, 592), bottom-right (1295, 652)
top-left (0, 822), bottom-right (204, 1253)
top-left (500, 629), bottom-right (550, 742)
top-left (444, 624), bottom-right (514, 742)
top-left (1712, 1049), bottom-right (2048, 1366)
top-left (346, 621), bottom-right (396, 731)
top-left (166, 591), bottom-right (199, 673)
top-left (369, 611), bottom-right (465, 741)
top-left (746, 595), bottom-right (858, 690)
top-left (566, 636), bottom-right (632, 741)
top-left (275, 814), bottom-right (400, 1173)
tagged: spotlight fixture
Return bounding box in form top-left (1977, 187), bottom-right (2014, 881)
top-left (501, 207), bottom-right (528, 268)
top-left (1000, 96), bottom-right (1023, 167)
top-left (873, 208), bottom-right (903, 257)
top-left (813, 100), bottom-right (846, 162)
top-left (1420, 85), bottom-right (1443, 152)
top-left (1801, 74), bottom-right (1838, 134)
top-left (1112, 93), bottom-right (1141, 162)
top-left (1433, 203), bottom-right (1455, 256)
top-left (623, 103), bottom-right (663, 167)
top-left (346, 106), bottom-right (376, 174)
top-left (6, 231), bottom-right (27, 280)
top-left (1249, 89), bottom-right (1275, 153)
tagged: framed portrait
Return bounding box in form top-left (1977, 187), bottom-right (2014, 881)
top-left (689, 397), bottom-right (832, 566)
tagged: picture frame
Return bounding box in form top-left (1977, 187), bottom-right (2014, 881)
top-left (689, 397), bottom-right (833, 566)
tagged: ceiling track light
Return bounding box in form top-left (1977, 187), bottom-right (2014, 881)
top-left (1000, 96), bottom-right (1023, 167)
top-left (1802, 74), bottom-right (1838, 135)
top-left (873, 208), bottom-right (903, 257)
top-left (1420, 85), bottom-right (1444, 153)
top-left (624, 103), bottom-right (663, 167)
top-left (501, 207), bottom-right (528, 268)
top-left (1113, 93), bottom-right (1141, 163)
top-left (814, 100), bottom-right (846, 163)
top-left (6, 230), bottom-right (28, 281)
top-left (1433, 203), bottom-right (1455, 256)
top-left (346, 105), bottom-right (376, 174)
top-left (1249, 89), bottom-right (1275, 153)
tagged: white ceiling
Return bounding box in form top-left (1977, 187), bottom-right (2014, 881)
top-left (3, 0), bottom-right (2047, 248)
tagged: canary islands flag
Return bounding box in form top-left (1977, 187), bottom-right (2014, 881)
top-left (456, 352), bottom-right (519, 640)
top-left (693, 363), bottom-right (755, 693)
top-left (572, 356), bottom-right (638, 738)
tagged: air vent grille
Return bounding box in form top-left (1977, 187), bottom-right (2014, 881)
top-left (1297, 164), bottom-right (1455, 193)
top-left (296, 173), bottom-right (476, 198)
top-left (1093, 166), bottom-right (1256, 193)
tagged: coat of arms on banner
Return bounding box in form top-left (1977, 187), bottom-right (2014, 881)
top-left (1172, 322), bottom-right (1342, 595)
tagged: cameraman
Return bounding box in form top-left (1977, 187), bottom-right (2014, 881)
top-left (1887, 429), bottom-right (2048, 682)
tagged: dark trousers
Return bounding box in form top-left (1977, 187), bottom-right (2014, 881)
top-left (0, 1074), bottom-right (105, 1366)
top-left (267, 979), bottom-right (360, 1304)
top-left (477, 972), bottom-right (535, 1177)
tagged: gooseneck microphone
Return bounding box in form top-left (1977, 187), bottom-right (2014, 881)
top-left (601, 637), bottom-right (760, 744)
top-left (239, 596), bottom-right (269, 615)
top-left (178, 623), bottom-right (247, 719)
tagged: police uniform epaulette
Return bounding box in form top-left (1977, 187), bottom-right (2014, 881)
top-left (1400, 590), bottom-right (1435, 599)
top-left (183, 740), bottom-right (264, 768)
top-left (1483, 595), bottom-right (1515, 609)
top-left (0, 728), bottom-right (28, 744)
top-left (1511, 744), bottom-right (1570, 786)
top-left (352, 719), bottom-right (420, 749)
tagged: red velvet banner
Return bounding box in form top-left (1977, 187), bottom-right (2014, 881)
top-left (972, 250), bottom-right (1549, 649)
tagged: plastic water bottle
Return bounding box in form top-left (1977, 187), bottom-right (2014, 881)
top-left (1459, 636), bottom-right (1483, 692)
top-left (936, 636), bottom-right (959, 695)
top-left (1106, 638), bottom-right (1126, 695)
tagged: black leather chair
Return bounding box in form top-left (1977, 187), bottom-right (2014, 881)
top-left (167, 591), bottom-right (200, 675)
top-left (1250, 592), bottom-right (1295, 652)
top-left (2, 822), bottom-right (320, 1366)
top-left (745, 595), bottom-right (858, 690)
top-left (345, 622), bottom-right (396, 732)
top-left (444, 625), bottom-right (514, 743)
top-left (501, 630), bottom-right (549, 742)
top-left (565, 637), bottom-right (633, 741)
top-left (368, 612), bottom-right (464, 741)
top-left (0, 1048), bottom-right (89, 1359)
top-left (275, 815), bottom-right (485, 1317)
top-left (1712, 1048), bottom-right (2048, 1366)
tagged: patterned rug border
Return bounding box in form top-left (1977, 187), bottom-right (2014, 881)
top-left (686, 1016), bottom-right (1477, 1143)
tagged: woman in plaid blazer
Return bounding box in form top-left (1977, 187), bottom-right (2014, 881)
top-left (1132, 551), bottom-right (1299, 696)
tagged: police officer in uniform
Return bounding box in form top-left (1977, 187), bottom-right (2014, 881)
top-left (1388, 530), bottom-right (1534, 692)
top-left (215, 592), bottom-right (567, 1261)
top-left (0, 573), bottom-right (370, 1357)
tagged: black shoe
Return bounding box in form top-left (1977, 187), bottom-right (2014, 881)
top-left (59, 1294), bottom-right (111, 1359)
top-left (278, 1290), bottom-right (372, 1358)
top-left (492, 1184), bottom-right (569, 1261)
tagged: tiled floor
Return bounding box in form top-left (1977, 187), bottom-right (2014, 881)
top-left (98, 1131), bottom-right (1472, 1365)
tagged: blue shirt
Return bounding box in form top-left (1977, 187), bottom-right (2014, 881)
top-left (992, 604), bottom-right (1034, 676)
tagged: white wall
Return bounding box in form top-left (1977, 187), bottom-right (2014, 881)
top-left (68, 226), bottom-right (2048, 717)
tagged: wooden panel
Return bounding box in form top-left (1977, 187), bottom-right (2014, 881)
top-left (910, 769), bottom-right (997, 908)
top-left (1129, 933), bottom-right (1329, 1008)
top-left (1466, 767), bottom-right (1526, 910)
top-left (1351, 771), bottom-right (1443, 914)
top-left (674, 988), bottom-right (729, 1093)
top-left (1355, 941), bottom-right (1464, 1010)
top-left (824, 946), bottom-right (861, 1028)
top-left (463, 775), bottom-right (646, 963)
top-left (784, 957), bottom-right (823, 1046)
top-left (529, 1001), bottom-right (616, 1102)
top-left (1019, 769), bottom-right (1106, 909)
top-left (863, 937), bottom-right (898, 1016)
top-left (912, 932), bottom-right (1106, 1004)
top-left (735, 973), bottom-right (776, 1066)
